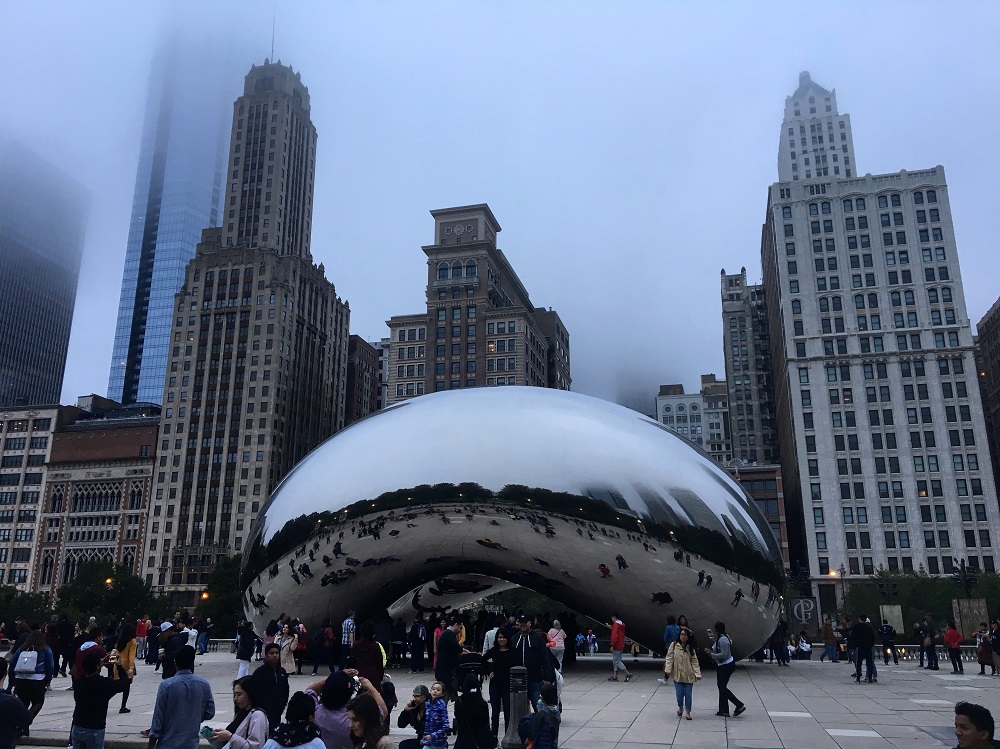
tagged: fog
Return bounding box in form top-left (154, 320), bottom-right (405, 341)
top-left (4, 1), bottom-right (998, 409)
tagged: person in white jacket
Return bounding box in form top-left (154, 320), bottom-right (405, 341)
top-left (212, 676), bottom-right (270, 749)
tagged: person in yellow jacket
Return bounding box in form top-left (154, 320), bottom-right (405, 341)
top-left (110, 622), bottom-right (138, 713)
top-left (663, 628), bottom-right (702, 720)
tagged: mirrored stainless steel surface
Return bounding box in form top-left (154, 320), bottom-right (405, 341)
top-left (241, 388), bottom-right (784, 657)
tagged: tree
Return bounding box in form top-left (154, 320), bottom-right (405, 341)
top-left (0, 586), bottom-right (51, 626)
top-left (198, 554), bottom-right (243, 637)
top-left (56, 561), bottom-right (168, 626)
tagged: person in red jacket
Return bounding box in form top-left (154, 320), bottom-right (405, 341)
top-left (945, 622), bottom-right (965, 674)
top-left (607, 613), bottom-right (633, 682)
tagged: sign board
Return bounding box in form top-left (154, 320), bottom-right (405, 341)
top-left (879, 604), bottom-right (903, 636)
top-left (953, 598), bottom-right (989, 640)
top-left (789, 597), bottom-right (818, 634)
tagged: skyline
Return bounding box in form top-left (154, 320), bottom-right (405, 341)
top-left (3, 1), bottom-right (999, 409)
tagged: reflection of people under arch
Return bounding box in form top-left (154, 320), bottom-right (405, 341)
top-left (598, 564), bottom-right (612, 577)
top-left (477, 539), bottom-right (508, 550)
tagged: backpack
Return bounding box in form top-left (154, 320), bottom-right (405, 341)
top-left (15, 648), bottom-right (38, 676)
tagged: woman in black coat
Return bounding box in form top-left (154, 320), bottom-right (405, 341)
top-left (454, 673), bottom-right (493, 749)
top-left (481, 629), bottom-right (513, 736)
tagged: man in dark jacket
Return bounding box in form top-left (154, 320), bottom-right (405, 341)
top-left (851, 616), bottom-right (876, 683)
top-left (878, 619), bottom-right (898, 665)
top-left (249, 643), bottom-right (289, 736)
top-left (434, 619), bottom-right (464, 692)
top-left (510, 616), bottom-right (555, 710)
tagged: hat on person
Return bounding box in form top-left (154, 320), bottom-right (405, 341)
top-left (160, 621), bottom-right (173, 632)
top-left (518, 615), bottom-right (530, 623)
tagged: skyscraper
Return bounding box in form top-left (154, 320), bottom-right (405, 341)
top-left (762, 73), bottom-right (1000, 615)
top-left (976, 299), bottom-right (1000, 491)
top-left (107, 42), bottom-right (233, 405)
top-left (141, 61), bottom-right (350, 603)
top-left (0, 141), bottom-right (88, 407)
top-left (385, 204), bottom-right (570, 403)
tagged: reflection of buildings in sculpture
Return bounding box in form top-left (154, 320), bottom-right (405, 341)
top-left (728, 463), bottom-right (789, 567)
top-left (372, 338), bottom-right (390, 410)
top-left (386, 204), bottom-right (570, 405)
top-left (345, 336), bottom-right (379, 427)
top-left (720, 268), bottom-right (778, 465)
top-left (142, 61), bottom-right (350, 605)
top-left (0, 404), bottom-right (83, 590)
top-left (761, 72), bottom-right (1000, 601)
top-left (976, 299), bottom-right (1000, 492)
top-left (241, 389), bottom-right (785, 656)
top-left (34, 399), bottom-right (160, 594)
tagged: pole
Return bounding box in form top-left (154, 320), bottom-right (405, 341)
top-left (501, 666), bottom-right (529, 749)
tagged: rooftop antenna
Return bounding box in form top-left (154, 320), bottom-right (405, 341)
top-left (270, 3), bottom-right (276, 60)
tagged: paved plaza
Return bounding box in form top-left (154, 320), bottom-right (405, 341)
top-left (19, 651), bottom-right (996, 748)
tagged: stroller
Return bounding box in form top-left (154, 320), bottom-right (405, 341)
top-left (453, 651), bottom-right (484, 696)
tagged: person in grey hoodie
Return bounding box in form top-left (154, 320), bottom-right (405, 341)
top-left (704, 622), bottom-right (746, 718)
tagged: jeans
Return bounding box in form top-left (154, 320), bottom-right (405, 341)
top-left (527, 680), bottom-right (541, 709)
top-left (674, 681), bottom-right (693, 711)
top-left (71, 725), bottom-right (105, 749)
top-left (820, 643), bottom-right (837, 662)
top-left (237, 660), bottom-right (251, 679)
top-left (197, 632), bottom-right (210, 654)
top-left (716, 661), bottom-right (742, 715)
top-left (926, 645), bottom-right (939, 669)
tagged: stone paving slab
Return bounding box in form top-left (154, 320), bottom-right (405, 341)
top-left (15, 652), bottom-right (1000, 747)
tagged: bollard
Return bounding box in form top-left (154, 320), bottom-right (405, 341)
top-left (502, 666), bottom-right (529, 749)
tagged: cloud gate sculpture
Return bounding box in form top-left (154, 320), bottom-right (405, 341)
top-left (241, 388), bottom-right (784, 658)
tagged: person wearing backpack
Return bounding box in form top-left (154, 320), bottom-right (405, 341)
top-left (12, 628), bottom-right (54, 729)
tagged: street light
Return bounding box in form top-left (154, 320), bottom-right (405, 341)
top-left (200, 591), bottom-right (210, 601)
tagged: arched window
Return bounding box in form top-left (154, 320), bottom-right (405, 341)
top-left (691, 404), bottom-right (699, 412)
top-left (437, 263), bottom-right (449, 281)
top-left (663, 406), bottom-right (671, 413)
top-left (677, 404), bottom-right (686, 412)
top-left (451, 261), bottom-right (463, 279)
top-left (465, 260), bottom-right (478, 278)
top-left (927, 190), bottom-right (937, 203)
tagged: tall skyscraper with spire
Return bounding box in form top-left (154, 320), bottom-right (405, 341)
top-left (142, 61), bottom-right (349, 604)
top-left (107, 41), bottom-right (234, 405)
top-left (761, 72), bottom-right (999, 617)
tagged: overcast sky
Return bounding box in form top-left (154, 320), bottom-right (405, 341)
top-left (4, 1), bottom-right (999, 412)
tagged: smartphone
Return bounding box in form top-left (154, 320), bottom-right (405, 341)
top-left (200, 726), bottom-right (215, 740)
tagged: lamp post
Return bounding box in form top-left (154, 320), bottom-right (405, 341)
top-left (829, 564), bottom-right (846, 607)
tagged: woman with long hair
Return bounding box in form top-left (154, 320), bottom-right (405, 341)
top-left (212, 676), bottom-right (270, 749)
top-left (432, 618), bottom-right (447, 670)
top-left (481, 629), bottom-right (512, 736)
top-left (704, 621), bottom-right (745, 718)
top-left (12, 628), bottom-right (54, 724)
top-left (346, 692), bottom-right (393, 749)
top-left (454, 673), bottom-right (492, 749)
top-left (350, 621), bottom-right (385, 689)
top-left (277, 623), bottom-right (299, 675)
top-left (664, 628), bottom-right (702, 720)
top-left (112, 621), bottom-right (138, 713)
top-left (261, 692), bottom-right (325, 749)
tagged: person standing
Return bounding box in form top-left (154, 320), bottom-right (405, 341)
top-left (147, 646), bottom-right (215, 749)
top-left (607, 613), bottom-right (633, 682)
top-left (976, 623), bottom-right (995, 676)
top-left (157, 621), bottom-right (186, 680)
top-left (511, 616), bottom-right (555, 709)
top-left (705, 622), bottom-right (745, 718)
top-left (482, 629), bottom-right (513, 737)
top-left (434, 619), bottom-right (464, 693)
top-left (946, 622), bottom-right (966, 674)
top-left (409, 615), bottom-right (427, 673)
top-left (237, 621), bottom-right (263, 679)
top-left (850, 617), bottom-right (876, 683)
top-left (878, 619), bottom-right (898, 665)
top-left (453, 673), bottom-right (491, 749)
top-left (249, 644), bottom-right (290, 737)
top-left (422, 682), bottom-right (451, 749)
top-left (350, 621), bottom-right (385, 690)
top-left (663, 616), bottom-right (680, 656)
top-left (664, 628), bottom-right (702, 720)
top-left (70, 650), bottom-right (127, 749)
top-left (340, 611), bottom-right (356, 670)
top-left (310, 619), bottom-right (336, 676)
top-left (111, 622), bottom-right (137, 714)
top-left (547, 620), bottom-right (567, 671)
top-left (210, 676), bottom-right (269, 749)
top-left (277, 623), bottom-right (299, 675)
top-left (197, 617), bottom-right (214, 656)
top-left (921, 615), bottom-right (940, 671)
top-left (135, 616), bottom-right (150, 664)
top-left (262, 691), bottom-right (325, 749)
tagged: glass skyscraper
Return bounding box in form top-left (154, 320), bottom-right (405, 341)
top-left (107, 41), bottom-right (235, 404)
top-left (0, 141), bottom-right (88, 407)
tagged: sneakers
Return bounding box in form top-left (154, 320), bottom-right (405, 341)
top-left (607, 676), bottom-right (619, 682)
top-left (657, 678), bottom-right (667, 684)
top-left (733, 706), bottom-right (747, 717)
top-left (624, 674), bottom-right (634, 682)
top-left (120, 708), bottom-right (131, 714)
top-left (715, 711), bottom-right (730, 717)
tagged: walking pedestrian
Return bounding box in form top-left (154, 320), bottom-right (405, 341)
top-left (210, 676), bottom-right (269, 749)
top-left (547, 620), bottom-right (567, 670)
top-left (511, 616), bottom-right (554, 709)
top-left (705, 622), bottom-right (745, 718)
top-left (851, 616), bottom-right (876, 683)
top-left (110, 622), bottom-right (137, 714)
top-left (249, 644), bottom-right (290, 737)
top-left (607, 613), bottom-right (633, 682)
top-left (664, 628), bottom-right (702, 720)
top-left (482, 629), bottom-right (513, 736)
top-left (921, 615), bottom-right (940, 671)
top-left (820, 618), bottom-right (838, 662)
top-left (237, 621), bottom-right (262, 679)
top-left (0, 659), bottom-right (30, 747)
top-left (146, 646), bottom-right (215, 749)
top-left (340, 611), bottom-right (356, 670)
top-left (12, 628), bottom-right (55, 727)
top-left (946, 622), bottom-right (966, 674)
top-left (663, 615), bottom-right (680, 654)
top-left (260, 692), bottom-right (324, 749)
